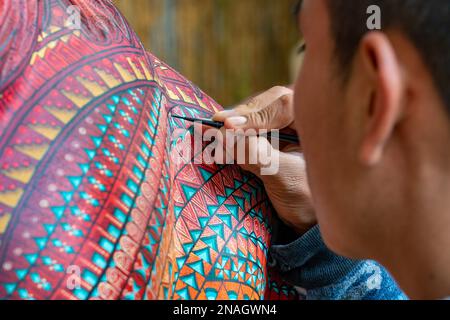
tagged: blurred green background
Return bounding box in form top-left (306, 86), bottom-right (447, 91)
top-left (113, 0), bottom-right (300, 106)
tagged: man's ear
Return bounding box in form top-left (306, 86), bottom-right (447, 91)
top-left (357, 32), bottom-right (404, 166)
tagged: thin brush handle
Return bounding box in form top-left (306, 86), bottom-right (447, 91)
top-left (171, 115), bottom-right (300, 144)
top-left (172, 115), bottom-right (224, 129)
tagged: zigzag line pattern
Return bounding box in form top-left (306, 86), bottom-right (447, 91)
top-left (0, 0), bottom-right (298, 300)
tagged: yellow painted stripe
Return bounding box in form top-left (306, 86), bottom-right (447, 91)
top-left (0, 213), bottom-right (11, 234)
top-left (2, 166), bottom-right (36, 184)
top-left (114, 62), bottom-right (136, 83)
top-left (127, 58), bottom-right (145, 80)
top-left (15, 144), bottom-right (50, 161)
top-left (0, 189), bottom-right (24, 208)
top-left (45, 106), bottom-right (77, 124)
top-left (62, 90), bottom-right (91, 109)
top-left (94, 68), bottom-right (122, 89)
top-left (30, 124), bottom-right (61, 140)
top-left (77, 77), bottom-right (108, 97)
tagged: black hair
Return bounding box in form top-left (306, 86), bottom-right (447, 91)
top-left (325, 1), bottom-right (450, 111)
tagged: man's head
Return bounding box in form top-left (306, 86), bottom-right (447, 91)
top-left (327, 1), bottom-right (450, 110)
top-left (294, 0), bottom-right (450, 263)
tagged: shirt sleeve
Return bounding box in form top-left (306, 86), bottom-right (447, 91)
top-left (269, 221), bottom-right (407, 300)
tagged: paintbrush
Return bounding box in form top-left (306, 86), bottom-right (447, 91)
top-left (171, 114), bottom-right (300, 144)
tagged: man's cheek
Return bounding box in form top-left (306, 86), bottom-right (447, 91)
top-left (296, 96), bottom-right (315, 141)
top-left (294, 68), bottom-right (312, 123)
top-left (293, 79), bottom-right (304, 132)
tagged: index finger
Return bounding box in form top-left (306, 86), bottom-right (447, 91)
top-left (213, 86), bottom-right (292, 121)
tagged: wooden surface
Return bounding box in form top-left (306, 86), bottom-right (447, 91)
top-left (113, 0), bottom-right (299, 106)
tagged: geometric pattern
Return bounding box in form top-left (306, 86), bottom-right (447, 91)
top-left (0, 0), bottom-right (297, 300)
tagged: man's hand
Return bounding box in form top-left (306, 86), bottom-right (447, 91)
top-left (213, 86), bottom-right (316, 235)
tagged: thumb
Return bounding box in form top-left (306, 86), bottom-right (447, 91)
top-left (224, 94), bottom-right (294, 131)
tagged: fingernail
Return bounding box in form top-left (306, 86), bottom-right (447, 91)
top-left (227, 116), bottom-right (248, 127)
top-left (213, 110), bottom-right (237, 120)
